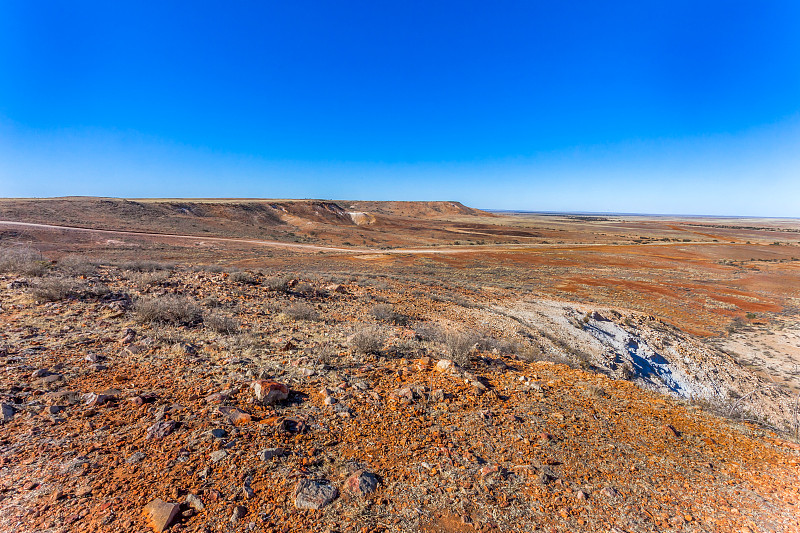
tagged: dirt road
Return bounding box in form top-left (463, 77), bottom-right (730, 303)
top-left (0, 219), bottom-right (729, 255)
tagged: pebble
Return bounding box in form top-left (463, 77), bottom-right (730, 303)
top-left (294, 479), bottom-right (338, 510)
top-left (146, 420), bottom-right (177, 439)
top-left (186, 493), bottom-right (205, 511)
top-left (1, 403), bottom-right (16, 422)
top-left (251, 380), bottom-right (289, 404)
top-left (209, 428), bottom-right (227, 439)
top-left (344, 469), bottom-right (379, 497)
top-left (230, 505), bottom-right (248, 522)
top-left (143, 498), bottom-right (180, 533)
top-left (126, 452), bottom-right (146, 464)
top-left (210, 450), bottom-right (228, 463)
top-left (218, 406), bottom-right (252, 426)
top-left (257, 447), bottom-right (284, 461)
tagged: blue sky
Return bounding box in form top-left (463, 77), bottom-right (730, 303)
top-left (1, 1), bottom-right (799, 215)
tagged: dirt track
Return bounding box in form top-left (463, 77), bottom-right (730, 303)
top-left (0, 219), bottom-right (728, 255)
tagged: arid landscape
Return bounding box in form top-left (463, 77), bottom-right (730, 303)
top-left (1, 197), bottom-right (799, 532)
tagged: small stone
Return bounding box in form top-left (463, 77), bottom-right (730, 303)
top-left (143, 498), bottom-right (180, 533)
top-left (83, 393), bottom-right (113, 407)
top-left (146, 420), bottom-right (176, 439)
top-left (343, 470), bottom-right (379, 497)
top-left (31, 368), bottom-right (50, 378)
top-left (665, 424), bottom-right (681, 438)
top-left (323, 396), bottom-right (337, 406)
top-left (2, 403), bottom-right (16, 422)
top-left (294, 479), bottom-right (338, 510)
top-left (575, 490), bottom-right (588, 501)
top-left (75, 483), bottom-right (92, 497)
top-left (601, 487), bottom-right (619, 499)
top-left (126, 452), bottom-right (146, 464)
top-left (186, 493), bottom-right (204, 511)
top-left (121, 328), bottom-right (137, 344)
top-left (435, 359), bottom-right (454, 373)
top-left (230, 505), bottom-right (247, 522)
top-left (85, 353), bottom-right (102, 363)
top-left (210, 450), bottom-right (228, 463)
top-left (251, 380), bottom-right (289, 405)
top-left (209, 428), bottom-right (227, 439)
top-left (218, 406), bottom-right (252, 426)
top-left (257, 448), bottom-right (284, 461)
top-left (480, 464), bottom-right (499, 477)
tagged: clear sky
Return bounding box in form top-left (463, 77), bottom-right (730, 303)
top-left (1, 1), bottom-right (799, 216)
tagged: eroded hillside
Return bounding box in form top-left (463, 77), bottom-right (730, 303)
top-left (0, 257), bottom-right (799, 533)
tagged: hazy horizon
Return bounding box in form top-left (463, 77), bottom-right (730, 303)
top-left (2, 2), bottom-right (799, 217)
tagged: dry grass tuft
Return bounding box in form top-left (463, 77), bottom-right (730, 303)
top-left (0, 246), bottom-right (48, 277)
top-left (135, 295), bottom-right (202, 326)
top-left (204, 311), bottom-right (240, 334)
top-left (350, 326), bottom-right (386, 354)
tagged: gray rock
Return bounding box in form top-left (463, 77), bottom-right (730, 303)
top-left (210, 450), bottom-right (228, 463)
top-left (344, 469), bottom-right (379, 497)
top-left (257, 447), bottom-right (284, 461)
top-left (126, 452), bottom-right (146, 464)
top-left (186, 493), bottom-right (204, 511)
top-left (1, 403), bottom-right (15, 423)
top-left (230, 505), bottom-right (247, 522)
top-left (209, 428), bottom-right (227, 439)
top-left (146, 420), bottom-right (176, 439)
top-left (294, 479), bottom-right (338, 510)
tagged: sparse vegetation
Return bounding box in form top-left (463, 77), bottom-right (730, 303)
top-left (28, 277), bottom-right (76, 302)
top-left (135, 295), bottom-right (202, 326)
top-left (444, 330), bottom-right (477, 365)
top-left (229, 270), bottom-right (256, 284)
top-left (370, 303), bottom-right (408, 325)
top-left (0, 246), bottom-right (48, 276)
top-left (283, 302), bottom-right (319, 321)
top-left (204, 311), bottom-right (240, 334)
top-left (350, 325), bottom-right (385, 354)
top-left (57, 254), bottom-right (97, 276)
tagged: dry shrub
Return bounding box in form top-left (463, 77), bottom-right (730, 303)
top-left (370, 303), bottom-right (408, 326)
top-left (121, 260), bottom-right (174, 272)
top-left (229, 271), bottom-right (256, 284)
top-left (264, 276), bottom-right (292, 292)
top-left (202, 296), bottom-right (222, 308)
top-left (135, 295), bottom-right (202, 326)
top-left (445, 330), bottom-right (477, 366)
top-left (414, 323), bottom-right (442, 343)
top-left (58, 254), bottom-right (97, 276)
top-left (131, 270), bottom-right (171, 290)
top-left (204, 311), bottom-right (239, 334)
top-left (0, 246), bottom-right (48, 277)
top-left (28, 278), bottom-right (76, 302)
top-left (350, 326), bottom-right (385, 354)
top-left (283, 302), bottom-right (319, 321)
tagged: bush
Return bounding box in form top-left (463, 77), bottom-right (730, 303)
top-left (370, 303), bottom-right (408, 326)
top-left (135, 296), bottom-right (202, 326)
top-left (28, 278), bottom-right (76, 302)
top-left (120, 260), bottom-right (174, 272)
top-left (58, 254), bottom-right (97, 277)
top-left (350, 326), bottom-right (385, 354)
top-left (283, 302), bottom-right (319, 321)
top-left (131, 270), bottom-right (171, 290)
top-left (445, 330), bottom-right (477, 366)
top-left (229, 271), bottom-right (256, 284)
top-left (0, 246), bottom-right (48, 276)
top-left (264, 276), bottom-right (292, 292)
top-left (414, 323), bottom-right (442, 343)
top-left (204, 311), bottom-right (239, 334)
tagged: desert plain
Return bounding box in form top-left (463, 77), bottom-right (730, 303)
top-left (0, 197), bottom-right (799, 532)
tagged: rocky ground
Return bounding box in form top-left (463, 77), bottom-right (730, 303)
top-left (1, 258), bottom-right (799, 532)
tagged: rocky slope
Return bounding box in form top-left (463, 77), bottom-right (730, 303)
top-left (0, 263), bottom-right (798, 533)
